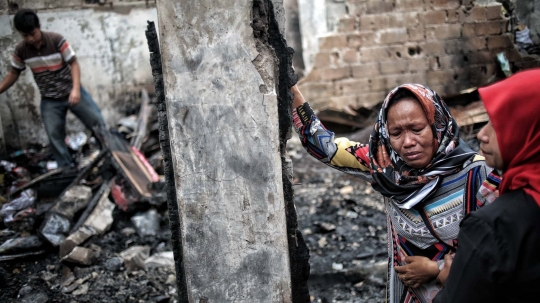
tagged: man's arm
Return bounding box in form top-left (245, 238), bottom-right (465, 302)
top-left (0, 68), bottom-right (21, 94)
top-left (69, 59), bottom-right (81, 105)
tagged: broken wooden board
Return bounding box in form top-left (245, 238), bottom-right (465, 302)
top-left (130, 88), bottom-right (151, 150)
top-left (300, 85), bottom-right (487, 130)
top-left (450, 100), bottom-right (489, 128)
top-left (7, 168), bottom-right (63, 200)
top-left (110, 151), bottom-right (153, 198)
top-left (95, 129), bottom-right (158, 200)
top-left (317, 109), bottom-right (365, 129)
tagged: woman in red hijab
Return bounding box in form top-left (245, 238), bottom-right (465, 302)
top-left (433, 68), bottom-right (540, 302)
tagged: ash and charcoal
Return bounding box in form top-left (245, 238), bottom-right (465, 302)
top-left (288, 135), bottom-right (388, 303)
top-left (0, 89), bottom-right (175, 303)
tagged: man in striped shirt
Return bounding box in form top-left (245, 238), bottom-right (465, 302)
top-left (0, 9), bottom-right (105, 168)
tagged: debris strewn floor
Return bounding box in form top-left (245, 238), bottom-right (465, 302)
top-left (288, 135), bottom-right (388, 303)
top-left (0, 131), bottom-right (388, 303)
top-left (0, 210), bottom-right (177, 303)
top-left (2, 89), bottom-right (487, 303)
top-left (0, 91), bottom-right (176, 303)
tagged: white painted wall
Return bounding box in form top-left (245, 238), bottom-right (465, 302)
top-left (298, 0), bottom-right (328, 74)
top-left (0, 7), bottom-right (158, 150)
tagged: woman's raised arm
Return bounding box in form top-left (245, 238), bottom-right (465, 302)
top-left (291, 85), bottom-right (372, 181)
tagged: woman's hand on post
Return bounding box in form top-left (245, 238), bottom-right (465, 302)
top-left (395, 256), bottom-right (440, 288)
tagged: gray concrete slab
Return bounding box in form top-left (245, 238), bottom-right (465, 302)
top-left (155, 0), bottom-right (295, 301)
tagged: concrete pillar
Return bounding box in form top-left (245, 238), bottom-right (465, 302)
top-left (152, 0), bottom-right (309, 301)
top-left (0, 112), bottom-right (5, 156)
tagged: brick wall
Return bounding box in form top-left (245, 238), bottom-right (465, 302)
top-left (298, 0), bottom-right (540, 113)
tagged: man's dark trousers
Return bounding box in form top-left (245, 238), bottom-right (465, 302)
top-left (40, 86), bottom-right (105, 167)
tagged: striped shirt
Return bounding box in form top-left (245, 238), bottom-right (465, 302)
top-left (11, 31), bottom-right (76, 99)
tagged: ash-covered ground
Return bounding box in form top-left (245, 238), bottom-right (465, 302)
top-left (1, 206), bottom-right (178, 303)
top-left (0, 133), bottom-right (388, 303)
top-left (288, 134), bottom-right (388, 303)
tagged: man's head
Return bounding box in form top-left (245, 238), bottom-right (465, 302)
top-left (14, 9), bottom-right (42, 48)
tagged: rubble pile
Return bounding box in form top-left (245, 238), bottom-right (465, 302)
top-left (0, 89), bottom-right (177, 303)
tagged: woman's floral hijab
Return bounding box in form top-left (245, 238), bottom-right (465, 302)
top-left (368, 84), bottom-right (476, 209)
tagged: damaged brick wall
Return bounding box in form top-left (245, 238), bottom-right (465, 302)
top-left (298, 0), bottom-right (540, 114)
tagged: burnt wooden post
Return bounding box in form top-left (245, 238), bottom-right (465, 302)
top-left (147, 0), bottom-right (310, 302)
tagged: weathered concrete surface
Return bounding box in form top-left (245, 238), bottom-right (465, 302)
top-left (155, 0), bottom-right (295, 301)
top-left (0, 7), bottom-right (157, 150)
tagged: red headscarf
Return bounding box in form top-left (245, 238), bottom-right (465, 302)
top-left (478, 68), bottom-right (540, 206)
